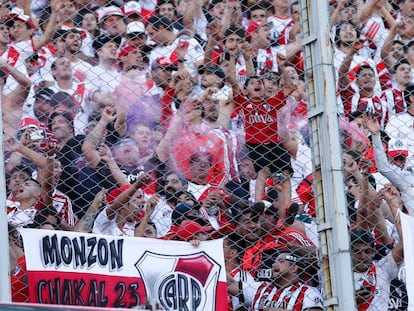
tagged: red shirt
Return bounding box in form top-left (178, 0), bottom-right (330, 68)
top-left (234, 91), bottom-right (286, 144)
top-left (11, 255), bottom-right (29, 302)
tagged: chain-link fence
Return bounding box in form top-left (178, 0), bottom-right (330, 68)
top-left (1, 0), bottom-right (412, 310)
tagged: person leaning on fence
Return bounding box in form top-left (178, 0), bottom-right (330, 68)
top-left (227, 248), bottom-right (324, 311)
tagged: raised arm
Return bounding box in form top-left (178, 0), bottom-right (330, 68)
top-left (82, 107), bottom-right (117, 168)
top-left (338, 40), bottom-right (362, 91)
top-left (75, 188), bottom-right (107, 233)
top-left (134, 194), bottom-right (160, 237)
top-left (156, 96), bottom-right (200, 163)
top-left (0, 60), bottom-right (31, 108)
top-left (380, 21), bottom-right (404, 72)
top-left (106, 173), bottom-right (151, 220)
top-left (37, 143), bottom-right (58, 207)
top-left (32, 0), bottom-right (61, 51)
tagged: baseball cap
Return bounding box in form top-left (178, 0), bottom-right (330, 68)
top-left (19, 118), bottom-right (41, 130)
top-left (246, 20), bottom-right (273, 38)
top-left (388, 139), bottom-right (409, 158)
top-left (6, 8), bottom-right (35, 29)
top-left (171, 203), bottom-right (193, 226)
top-left (151, 57), bottom-right (178, 71)
top-left (93, 34), bottom-right (122, 51)
top-left (96, 6), bottom-right (124, 24)
top-left (197, 66), bottom-right (225, 80)
top-left (118, 45), bottom-right (138, 58)
top-left (126, 21), bottom-right (146, 35)
top-left (122, 1), bottom-right (141, 17)
top-left (106, 184), bottom-right (131, 204)
top-left (34, 88), bottom-right (55, 101)
top-left (175, 220), bottom-right (213, 241)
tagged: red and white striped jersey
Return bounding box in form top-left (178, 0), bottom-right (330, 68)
top-left (250, 281), bottom-right (323, 311)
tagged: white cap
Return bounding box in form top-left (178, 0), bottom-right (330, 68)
top-left (122, 1), bottom-right (141, 16)
top-left (126, 21), bottom-right (146, 34)
top-left (96, 6), bottom-right (124, 24)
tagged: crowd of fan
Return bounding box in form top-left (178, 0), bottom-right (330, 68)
top-left (3, 0), bottom-right (413, 309)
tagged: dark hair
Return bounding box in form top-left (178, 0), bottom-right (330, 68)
top-left (334, 21), bottom-right (360, 48)
top-left (62, 28), bottom-right (82, 41)
top-left (224, 27), bottom-right (245, 40)
top-left (356, 64), bottom-right (375, 77)
top-left (403, 83), bottom-right (414, 107)
top-left (74, 7), bottom-right (98, 28)
top-left (0, 68), bottom-right (6, 84)
top-left (393, 58), bottom-right (410, 73)
top-left (156, 0), bottom-right (177, 17)
top-left (48, 111), bottom-right (74, 131)
top-left (244, 75), bottom-right (263, 89)
top-left (146, 15), bottom-right (173, 32)
top-left (404, 40), bottom-right (414, 53)
top-left (50, 91), bottom-right (75, 109)
top-left (343, 147), bottom-right (362, 163)
top-left (350, 229), bottom-right (375, 248)
top-left (9, 165), bottom-right (34, 178)
top-left (247, 2), bottom-right (268, 19)
top-left (232, 207), bottom-right (260, 224)
top-left (163, 170), bottom-right (188, 186)
top-left (53, 29), bottom-right (68, 43)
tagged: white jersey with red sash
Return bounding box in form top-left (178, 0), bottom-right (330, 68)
top-left (250, 281), bottom-right (323, 311)
top-left (267, 15), bottom-right (292, 43)
top-left (0, 45), bottom-right (29, 94)
top-left (382, 87), bottom-right (406, 117)
top-left (50, 77), bottom-right (90, 135)
top-left (149, 36), bottom-right (204, 77)
top-left (256, 47), bottom-right (283, 76)
top-left (354, 251), bottom-right (399, 311)
top-left (61, 24), bottom-right (94, 57)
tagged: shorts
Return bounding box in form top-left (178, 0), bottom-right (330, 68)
top-left (246, 142), bottom-right (293, 174)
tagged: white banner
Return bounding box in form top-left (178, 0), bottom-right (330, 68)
top-left (19, 228), bottom-right (228, 310)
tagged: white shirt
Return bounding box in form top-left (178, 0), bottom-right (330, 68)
top-left (372, 133), bottom-right (414, 216)
top-left (7, 200), bottom-right (37, 228)
top-left (385, 112), bottom-right (414, 156)
top-left (149, 36), bottom-right (204, 77)
top-left (354, 251), bottom-right (399, 311)
top-left (93, 206), bottom-right (136, 236)
top-left (87, 64), bottom-right (122, 95)
top-left (150, 198), bottom-right (174, 238)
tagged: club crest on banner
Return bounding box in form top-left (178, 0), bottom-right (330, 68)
top-left (135, 251), bottom-right (221, 311)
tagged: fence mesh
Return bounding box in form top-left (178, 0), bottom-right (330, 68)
top-left (2, 0), bottom-right (410, 310)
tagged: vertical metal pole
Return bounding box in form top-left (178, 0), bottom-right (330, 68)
top-left (0, 83), bottom-right (12, 301)
top-left (299, 0), bottom-right (356, 310)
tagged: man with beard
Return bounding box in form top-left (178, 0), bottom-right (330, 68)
top-left (62, 29), bottom-right (93, 81)
top-left (150, 171), bottom-right (188, 237)
top-left (227, 249), bottom-right (324, 310)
